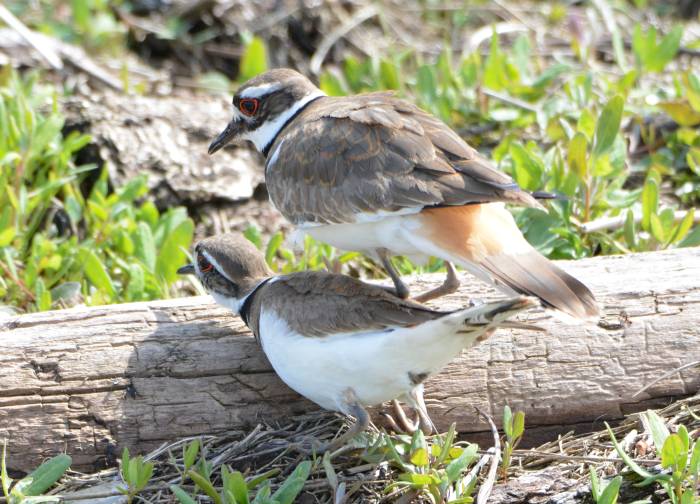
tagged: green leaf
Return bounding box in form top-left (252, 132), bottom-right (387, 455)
top-left (436, 423), bottom-right (457, 465)
top-left (509, 143), bottom-right (543, 191)
top-left (641, 410), bottom-right (670, 450)
top-left (654, 26), bottom-right (683, 72)
top-left (239, 36), bottom-right (268, 81)
top-left (265, 232), bottom-right (283, 266)
top-left (0, 226), bottom-right (15, 247)
top-left (661, 434), bottom-right (687, 471)
top-left (183, 439), bottom-right (199, 471)
top-left (650, 213), bottom-right (666, 243)
top-left (379, 59), bottom-right (401, 90)
top-left (593, 96), bottom-right (624, 158)
top-left (134, 221), bottom-right (156, 272)
top-left (1, 441), bottom-right (12, 497)
top-left (446, 444), bottom-right (478, 483)
top-left (598, 476), bottom-right (621, 504)
top-left (156, 219), bottom-right (194, 283)
top-left (271, 460), bottom-right (312, 504)
top-left (319, 72), bottom-right (346, 96)
top-left (188, 470), bottom-right (222, 504)
top-left (688, 439), bottom-right (700, 477)
top-left (503, 405), bottom-right (513, 439)
top-left (624, 210), bottom-right (637, 249)
top-left (246, 469), bottom-right (280, 491)
top-left (227, 470), bottom-right (249, 504)
top-left (416, 64), bottom-right (437, 105)
top-left (81, 248), bottom-right (116, 299)
top-left (568, 133), bottom-right (588, 180)
top-left (323, 451), bottom-right (338, 491)
top-left (12, 454), bottom-right (71, 497)
top-left (589, 466), bottom-right (601, 500)
top-left (512, 411), bottom-right (525, 440)
top-left (170, 484), bottom-right (197, 504)
top-left (641, 178), bottom-right (658, 232)
top-left (244, 225), bottom-right (262, 249)
top-left (410, 447), bottom-right (430, 467)
top-left (679, 226), bottom-right (700, 247)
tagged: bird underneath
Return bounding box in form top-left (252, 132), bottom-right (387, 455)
top-left (207, 68), bottom-right (599, 321)
top-left (178, 233), bottom-right (537, 451)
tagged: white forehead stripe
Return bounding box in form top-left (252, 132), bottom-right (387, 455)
top-left (243, 90), bottom-right (326, 152)
top-left (240, 82), bottom-right (282, 99)
top-left (200, 249), bottom-right (234, 283)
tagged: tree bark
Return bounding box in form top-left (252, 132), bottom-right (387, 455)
top-left (1, 248), bottom-right (699, 472)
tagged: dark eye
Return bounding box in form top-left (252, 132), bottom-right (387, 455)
top-left (239, 98), bottom-right (259, 116)
top-left (198, 254), bottom-right (213, 273)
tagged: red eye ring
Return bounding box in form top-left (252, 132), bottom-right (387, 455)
top-left (198, 254), bottom-right (214, 273)
top-left (239, 98), bottom-right (259, 116)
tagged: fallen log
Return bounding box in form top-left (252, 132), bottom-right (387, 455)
top-left (1, 248), bottom-right (699, 472)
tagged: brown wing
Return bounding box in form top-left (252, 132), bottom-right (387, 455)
top-left (266, 93), bottom-right (539, 225)
top-left (245, 271), bottom-right (444, 338)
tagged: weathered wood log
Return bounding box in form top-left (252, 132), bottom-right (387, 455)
top-left (62, 89), bottom-right (263, 207)
top-left (1, 248), bottom-right (699, 472)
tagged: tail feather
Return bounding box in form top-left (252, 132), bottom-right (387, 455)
top-left (417, 204), bottom-right (599, 321)
top-left (481, 251), bottom-right (599, 320)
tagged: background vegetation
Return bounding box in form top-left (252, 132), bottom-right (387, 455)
top-left (2, 0), bottom-right (700, 313)
top-left (1, 0), bottom-right (699, 502)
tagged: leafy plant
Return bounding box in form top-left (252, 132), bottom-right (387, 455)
top-left (365, 425), bottom-right (479, 502)
top-left (632, 25), bottom-right (683, 73)
top-left (606, 410), bottom-right (700, 504)
top-left (500, 405), bottom-right (525, 480)
top-left (118, 447), bottom-right (154, 504)
top-left (170, 458), bottom-right (311, 504)
top-left (1, 440), bottom-right (71, 504)
top-left (0, 69), bottom-right (194, 312)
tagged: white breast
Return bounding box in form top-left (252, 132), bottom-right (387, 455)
top-left (257, 307), bottom-right (488, 413)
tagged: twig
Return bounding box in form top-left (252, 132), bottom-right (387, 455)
top-left (632, 360), bottom-right (700, 398)
top-left (581, 210), bottom-right (699, 233)
top-left (504, 449), bottom-right (662, 466)
top-left (464, 22), bottom-right (528, 54)
top-left (0, 4), bottom-right (63, 69)
top-left (476, 407), bottom-right (501, 504)
top-left (309, 4), bottom-right (380, 75)
top-left (481, 88), bottom-right (539, 113)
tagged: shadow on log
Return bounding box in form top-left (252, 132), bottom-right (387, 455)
top-left (1, 248), bottom-right (699, 472)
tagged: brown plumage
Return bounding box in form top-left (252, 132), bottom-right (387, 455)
top-left (244, 271), bottom-right (445, 338)
top-left (266, 92), bottom-right (540, 225)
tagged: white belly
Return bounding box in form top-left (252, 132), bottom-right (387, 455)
top-left (300, 216), bottom-right (429, 262)
top-left (258, 307), bottom-right (478, 413)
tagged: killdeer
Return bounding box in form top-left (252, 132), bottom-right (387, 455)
top-left (208, 69), bottom-right (598, 320)
top-left (178, 233), bottom-right (537, 450)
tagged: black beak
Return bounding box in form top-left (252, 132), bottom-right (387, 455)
top-left (208, 119), bottom-right (241, 155)
top-left (177, 264), bottom-right (195, 275)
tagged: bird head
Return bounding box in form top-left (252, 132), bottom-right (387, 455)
top-left (208, 68), bottom-right (324, 155)
top-left (177, 233), bottom-right (272, 314)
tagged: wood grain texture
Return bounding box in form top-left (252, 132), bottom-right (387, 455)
top-left (1, 248), bottom-right (699, 472)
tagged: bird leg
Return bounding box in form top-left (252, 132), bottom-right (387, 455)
top-left (405, 384), bottom-right (436, 435)
top-left (321, 395), bottom-right (370, 454)
top-left (387, 399), bottom-right (420, 433)
top-left (377, 250), bottom-right (459, 303)
top-left (291, 390), bottom-right (370, 456)
top-left (377, 248), bottom-right (410, 299)
top-left (413, 261), bottom-right (460, 303)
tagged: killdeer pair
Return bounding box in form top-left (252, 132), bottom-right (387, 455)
top-left (179, 234), bottom-right (536, 450)
top-left (208, 69), bottom-right (598, 320)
